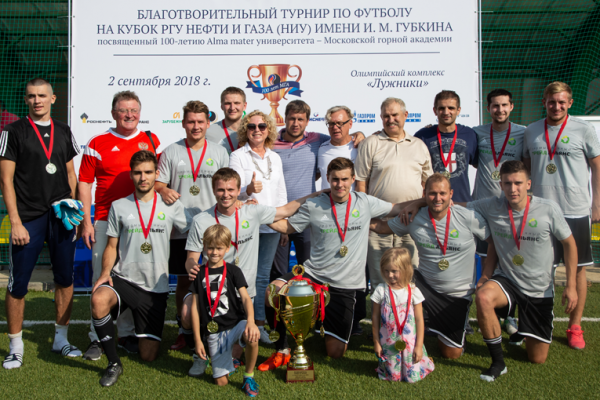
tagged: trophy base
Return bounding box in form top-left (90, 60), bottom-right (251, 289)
top-left (286, 363), bottom-right (315, 383)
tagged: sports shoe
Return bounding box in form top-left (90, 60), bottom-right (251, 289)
top-left (465, 324), bottom-right (475, 336)
top-left (170, 334), bottom-right (186, 351)
top-left (233, 357), bottom-right (245, 369)
top-left (242, 376), bottom-right (259, 397)
top-left (504, 317), bottom-right (518, 335)
top-left (118, 336), bottom-right (139, 354)
top-left (258, 326), bottom-right (274, 344)
top-left (351, 324), bottom-right (364, 336)
top-left (188, 354), bottom-right (209, 377)
top-left (509, 332), bottom-right (525, 346)
top-left (84, 340), bottom-right (103, 361)
top-left (567, 325), bottom-right (585, 350)
top-left (480, 364), bottom-right (507, 382)
top-left (100, 362), bottom-right (123, 387)
top-left (258, 351), bottom-right (291, 371)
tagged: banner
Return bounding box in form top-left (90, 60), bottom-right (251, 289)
top-left (71, 0), bottom-right (480, 191)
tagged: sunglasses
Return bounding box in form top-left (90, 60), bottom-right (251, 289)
top-left (247, 123), bottom-right (268, 132)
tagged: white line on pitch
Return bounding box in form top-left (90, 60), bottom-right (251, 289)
top-left (356, 317), bottom-right (600, 325)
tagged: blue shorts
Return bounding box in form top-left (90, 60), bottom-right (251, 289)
top-left (8, 210), bottom-right (76, 297)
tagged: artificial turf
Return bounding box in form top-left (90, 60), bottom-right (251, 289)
top-left (0, 285), bottom-right (598, 399)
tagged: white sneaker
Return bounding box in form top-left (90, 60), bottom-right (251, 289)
top-left (188, 354), bottom-right (208, 377)
top-left (504, 317), bottom-right (518, 335)
top-left (258, 326), bottom-right (274, 344)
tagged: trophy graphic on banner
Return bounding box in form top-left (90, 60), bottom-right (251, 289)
top-left (246, 64), bottom-right (303, 126)
top-left (267, 265), bottom-right (329, 383)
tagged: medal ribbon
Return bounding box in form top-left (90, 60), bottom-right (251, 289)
top-left (27, 116), bottom-right (54, 162)
top-left (222, 121), bottom-right (237, 153)
top-left (544, 115), bottom-right (569, 161)
top-left (288, 274), bottom-right (330, 323)
top-left (185, 139), bottom-right (208, 184)
top-left (389, 284), bottom-right (411, 342)
top-left (436, 125), bottom-right (458, 170)
top-left (134, 192), bottom-right (157, 240)
top-left (428, 208), bottom-right (451, 256)
top-left (490, 123), bottom-right (512, 168)
top-left (205, 263), bottom-right (227, 321)
top-left (329, 193), bottom-right (352, 245)
top-left (214, 206), bottom-right (239, 251)
top-left (508, 196), bottom-right (530, 251)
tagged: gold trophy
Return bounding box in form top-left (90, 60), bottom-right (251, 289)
top-left (247, 64), bottom-right (302, 126)
top-left (267, 265), bottom-right (329, 383)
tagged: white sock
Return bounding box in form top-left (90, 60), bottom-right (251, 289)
top-left (3, 332), bottom-right (24, 369)
top-left (53, 324), bottom-right (69, 350)
top-left (178, 327), bottom-right (183, 335)
top-left (278, 348), bottom-right (290, 355)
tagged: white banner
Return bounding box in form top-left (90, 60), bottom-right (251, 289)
top-left (71, 0), bottom-right (480, 177)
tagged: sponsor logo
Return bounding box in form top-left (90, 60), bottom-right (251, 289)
top-left (99, 335), bottom-right (113, 342)
top-left (242, 220), bottom-right (250, 229)
top-left (351, 209), bottom-right (360, 218)
top-left (320, 214), bottom-right (329, 221)
top-left (127, 214), bottom-right (135, 220)
top-left (310, 112), bottom-right (325, 122)
top-left (138, 142), bottom-right (148, 150)
top-left (163, 111), bottom-right (183, 124)
top-left (508, 138), bottom-right (516, 145)
top-left (406, 113), bottom-right (422, 123)
top-left (561, 136), bottom-right (570, 144)
top-left (111, 146), bottom-right (120, 152)
top-left (528, 218), bottom-right (537, 228)
top-left (80, 112), bottom-right (111, 124)
top-left (449, 229), bottom-right (459, 239)
top-left (157, 212), bottom-right (166, 221)
top-left (206, 158), bottom-right (214, 166)
top-left (353, 111), bottom-right (376, 124)
top-left (178, 160), bottom-right (186, 166)
top-left (480, 138), bottom-right (488, 145)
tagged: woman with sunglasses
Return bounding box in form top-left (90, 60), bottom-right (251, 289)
top-left (229, 110), bottom-right (287, 345)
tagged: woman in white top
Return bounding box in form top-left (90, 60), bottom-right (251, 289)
top-left (229, 110), bottom-right (287, 343)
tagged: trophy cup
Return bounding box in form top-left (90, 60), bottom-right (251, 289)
top-left (247, 64), bottom-right (302, 126)
top-left (267, 265), bottom-right (329, 383)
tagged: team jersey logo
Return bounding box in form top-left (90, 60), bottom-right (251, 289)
top-left (206, 158), bottom-right (214, 166)
top-left (242, 220), bottom-right (250, 229)
top-left (449, 229), bottom-right (459, 239)
top-left (561, 136), bottom-right (570, 144)
top-left (351, 209), bottom-right (360, 218)
top-left (138, 142), bottom-right (149, 150)
top-left (508, 138), bottom-right (516, 145)
top-left (157, 212), bottom-right (166, 221)
top-left (528, 218), bottom-right (537, 228)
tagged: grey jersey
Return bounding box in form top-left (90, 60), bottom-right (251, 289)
top-left (472, 122), bottom-right (526, 200)
top-left (467, 196), bottom-right (572, 298)
top-left (289, 192), bottom-right (392, 289)
top-left (206, 120), bottom-right (239, 154)
top-left (185, 204), bottom-right (276, 297)
top-left (523, 116), bottom-right (600, 216)
top-left (388, 206), bottom-right (489, 298)
top-left (107, 194), bottom-right (191, 293)
top-left (157, 139), bottom-right (229, 239)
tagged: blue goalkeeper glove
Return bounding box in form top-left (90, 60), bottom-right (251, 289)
top-left (51, 199), bottom-right (85, 231)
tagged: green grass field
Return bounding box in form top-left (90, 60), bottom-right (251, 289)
top-left (0, 285), bottom-right (599, 399)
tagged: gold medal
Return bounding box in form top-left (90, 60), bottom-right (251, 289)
top-left (491, 170), bottom-right (500, 181)
top-left (442, 171), bottom-right (451, 179)
top-left (46, 163), bottom-right (57, 174)
top-left (140, 242), bottom-right (152, 254)
top-left (235, 256), bottom-right (240, 266)
top-left (268, 330), bottom-right (280, 342)
top-left (546, 163), bottom-right (557, 174)
top-left (438, 258), bottom-right (450, 270)
top-left (395, 339), bottom-right (407, 352)
top-left (339, 245), bottom-right (348, 257)
top-left (189, 185), bottom-right (200, 196)
top-left (320, 326), bottom-right (325, 337)
top-left (207, 320), bottom-right (219, 333)
top-left (512, 254), bottom-right (524, 266)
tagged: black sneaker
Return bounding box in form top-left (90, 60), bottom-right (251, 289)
top-left (480, 363), bottom-right (507, 382)
top-left (351, 325), bottom-right (364, 337)
top-left (84, 340), bottom-right (103, 361)
top-left (117, 336), bottom-right (139, 354)
top-left (100, 362), bottom-right (123, 387)
top-left (465, 325), bottom-right (475, 335)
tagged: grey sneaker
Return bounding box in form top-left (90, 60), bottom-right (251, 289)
top-left (100, 362), bottom-right (123, 387)
top-left (188, 354), bottom-right (209, 377)
top-left (504, 317), bottom-right (518, 335)
top-left (84, 340), bottom-right (103, 361)
top-left (117, 336), bottom-right (139, 354)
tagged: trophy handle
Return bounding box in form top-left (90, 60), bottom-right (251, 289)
top-left (282, 64), bottom-right (302, 100)
top-left (247, 65), bottom-right (266, 100)
top-left (323, 283), bottom-right (331, 307)
top-left (267, 283), bottom-right (280, 320)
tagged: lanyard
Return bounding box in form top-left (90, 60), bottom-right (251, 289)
top-left (27, 116), bottom-right (54, 162)
top-left (428, 208), bottom-right (451, 256)
top-left (134, 192), bottom-right (157, 240)
top-left (214, 206), bottom-right (239, 251)
top-left (184, 139), bottom-right (208, 183)
top-left (205, 263), bottom-right (227, 320)
top-left (544, 116), bottom-right (568, 161)
top-left (329, 194), bottom-right (351, 244)
top-left (508, 196), bottom-right (530, 251)
top-left (490, 123), bottom-right (512, 168)
top-left (389, 285), bottom-right (411, 340)
top-left (222, 121), bottom-right (237, 153)
top-left (437, 125), bottom-right (457, 170)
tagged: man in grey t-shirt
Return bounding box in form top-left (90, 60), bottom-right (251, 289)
top-left (267, 158), bottom-right (406, 360)
top-left (468, 160), bottom-right (577, 382)
top-left (523, 81), bottom-right (600, 350)
top-left (206, 87), bottom-right (247, 154)
top-left (371, 173), bottom-right (489, 359)
top-left (155, 100), bottom-right (229, 350)
top-left (90, 151), bottom-right (191, 387)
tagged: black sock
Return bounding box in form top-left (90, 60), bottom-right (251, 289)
top-left (93, 314), bottom-right (121, 366)
top-left (176, 314), bottom-right (182, 329)
top-left (182, 329), bottom-right (195, 349)
top-left (483, 335), bottom-right (505, 367)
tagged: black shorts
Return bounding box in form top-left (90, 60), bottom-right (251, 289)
top-left (101, 275), bottom-right (168, 341)
top-left (414, 270), bottom-right (471, 348)
top-left (476, 237), bottom-right (488, 257)
top-left (553, 216), bottom-right (592, 267)
top-left (490, 275), bottom-right (554, 343)
top-left (278, 272), bottom-right (356, 344)
top-left (168, 239), bottom-right (189, 275)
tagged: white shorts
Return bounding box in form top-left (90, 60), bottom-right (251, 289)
top-left (208, 320), bottom-right (247, 378)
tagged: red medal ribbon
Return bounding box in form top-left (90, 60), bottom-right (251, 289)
top-left (329, 193), bottom-right (352, 245)
top-left (544, 115), bottom-right (569, 161)
top-left (428, 208), bottom-right (451, 256)
top-left (134, 192), bottom-right (157, 240)
top-left (184, 139), bottom-right (208, 183)
top-left (490, 123), bottom-right (512, 168)
top-left (288, 274), bottom-right (330, 323)
top-left (508, 196), bottom-right (530, 251)
top-left (205, 263), bottom-right (227, 321)
top-left (436, 125), bottom-right (458, 171)
top-left (222, 121), bottom-right (237, 153)
top-left (214, 206), bottom-right (239, 251)
top-left (389, 284), bottom-right (411, 342)
top-left (27, 116), bottom-right (54, 162)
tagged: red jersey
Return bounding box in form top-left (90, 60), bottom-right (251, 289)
top-left (79, 128), bottom-right (161, 221)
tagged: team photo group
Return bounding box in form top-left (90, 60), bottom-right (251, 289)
top-left (1, 77), bottom-right (596, 395)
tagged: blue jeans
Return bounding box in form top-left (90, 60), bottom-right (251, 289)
top-left (254, 232), bottom-right (281, 321)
